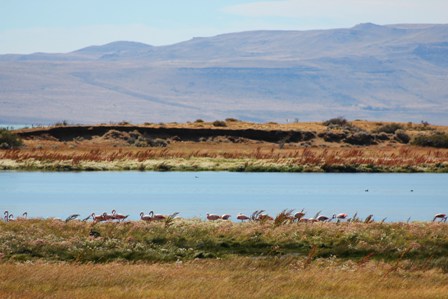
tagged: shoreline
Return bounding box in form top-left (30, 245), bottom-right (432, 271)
top-left (1, 157), bottom-right (447, 172)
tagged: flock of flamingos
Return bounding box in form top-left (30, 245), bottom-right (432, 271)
top-left (3, 210), bottom-right (448, 223)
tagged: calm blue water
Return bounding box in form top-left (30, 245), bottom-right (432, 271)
top-left (1, 172), bottom-right (447, 222)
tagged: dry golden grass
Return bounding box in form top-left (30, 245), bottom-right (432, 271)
top-left (2, 120), bottom-right (448, 171)
top-left (1, 258), bottom-right (447, 299)
top-left (2, 142), bottom-right (447, 172)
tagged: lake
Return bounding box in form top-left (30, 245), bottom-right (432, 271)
top-left (1, 171), bottom-right (447, 222)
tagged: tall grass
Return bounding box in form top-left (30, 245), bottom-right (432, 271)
top-left (1, 258), bottom-right (448, 299)
top-left (1, 220), bottom-right (448, 270)
top-left (1, 146), bottom-right (448, 172)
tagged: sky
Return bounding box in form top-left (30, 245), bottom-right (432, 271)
top-left (1, 0), bottom-right (447, 54)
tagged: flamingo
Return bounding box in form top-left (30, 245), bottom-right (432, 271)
top-left (149, 211), bottom-right (166, 221)
top-left (206, 213), bottom-right (221, 221)
top-left (317, 215), bottom-right (334, 222)
top-left (140, 212), bottom-right (153, 222)
top-left (8, 214), bottom-right (15, 221)
top-left (294, 210), bottom-right (306, 221)
top-left (335, 213), bottom-right (348, 221)
top-left (102, 211), bottom-right (115, 221)
top-left (236, 213), bottom-right (250, 222)
top-left (65, 214), bottom-right (80, 223)
top-left (82, 215), bottom-right (91, 222)
top-left (221, 214), bottom-right (231, 220)
top-left (257, 213), bottom-right (273, 221)
top-left (3, 211), bottom-right (10, 222)
top-left (433, 213), bottom-right (447, 222)
top-left (17, 212), bottom-right (28, 220)
top-left (91, 213), bottom-right (105, 223)
top-left (112, 210), bottom-right (128, 222)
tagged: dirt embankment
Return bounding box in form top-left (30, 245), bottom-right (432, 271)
top-left (16, 125), bottom-right (317, 144)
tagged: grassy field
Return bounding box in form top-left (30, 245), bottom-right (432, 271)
top-left (1, 259), bottom-right (448, 299)
top-left (1, 219), bottom-right (448, 298)
top-left (1, 120), bottom-right (448, 172)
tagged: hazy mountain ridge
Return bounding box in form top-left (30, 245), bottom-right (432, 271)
top-left (0, 23), bottom-right (447, 124)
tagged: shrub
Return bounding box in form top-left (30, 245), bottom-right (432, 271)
top-left (194, 119), bottom-right (204, 123)
top-left (54, 120), bottom-right (68, 127)
top-left (374, 123), bottom-right (403, 134)
top-left (0, 129), bottom-right (23, 149)
top-left (394, 130), bottom-right (410, 144)
top-left (225, 118), bottom-right (239, 122)
top-left (412, 132), bottom-right (448, 148)
top-left (212, 120), bottom-right (227, 127)
top-left (323, 117), bottom-right (348, 127)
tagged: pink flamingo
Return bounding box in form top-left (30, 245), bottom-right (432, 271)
top-left (221, 214), bottom-right (231, 220)
top-left (236, 213), bottom-right (250, 222)
top-left (3, 211), bottom-right (9, 222)
top-left (102, 211), bottom-right (115, 221)
top-left (140, 212), bottom-right (153, 222)
top-left (257, 213), bottom-right (273, 221)
top-left (294, 210), bottom-right (306, 221)
top-left (91, 213), bottom-right (106, 223)
top-left (336, 213), bottom-right (348, 219)
top-left (317, 215), bottom-right (335, 222)
top-left (433, 213), bottom-right (447, 222)
top-left (17, 212), bottom-right (28, 220)
top-left (112, 210), bottom-right (128, 221)
top-left (149, 211), bottom-right (166, 221)
top-left (206, 213), bottom-right (221, 221)
top-left (335, 213), bottom-right (348, 221)
top-left (8, 214), bottom-right (15, 221)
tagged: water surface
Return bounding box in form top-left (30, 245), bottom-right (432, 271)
top-left (1, 172), bottom-right (447, 222)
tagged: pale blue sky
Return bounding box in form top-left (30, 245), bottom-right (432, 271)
top-left (1, 0), bottom-right (447, 54)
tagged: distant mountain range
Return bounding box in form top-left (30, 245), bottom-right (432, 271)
top-left (1, 23), bottom-right (447, 124)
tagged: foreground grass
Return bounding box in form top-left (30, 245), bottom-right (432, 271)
top-left (1, 258), bottom-right (448, 299)
top-left (1, 220), bottom-right (448, 269)
top-left (2, 220), bottom-right (448, 298)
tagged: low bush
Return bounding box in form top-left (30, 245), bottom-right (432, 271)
top-left (212, 120), bottom-right (227, 127)
top-left (374, 123), bottom-right (403, 134)
top-left (225, 118), bottom-right (239, 122)
top-left (412, 132), bottom-right (448, 148)
top-left (323, 117), bottom-right (348, 127)
top-left (394, 130), bottom-right (410, 144)
top-left (0, 129), bottom-right (23, 149)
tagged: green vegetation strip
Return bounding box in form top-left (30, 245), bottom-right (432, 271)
top-left (1, 220), bottom-right (448, 272)
top-left (1, 158), bottom-right (447, 172)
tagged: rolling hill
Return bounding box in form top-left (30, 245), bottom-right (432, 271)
top-left (1, 23), bottom-right (447, 124)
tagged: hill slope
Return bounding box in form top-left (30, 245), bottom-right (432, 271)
top-left (1, 23), bottom-right (447, 124)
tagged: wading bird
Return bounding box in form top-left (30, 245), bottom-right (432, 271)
top-left (335, 213), bottom-right (348, 220)
top-left (3, 211), bottom-right (10, 222)
top-left (236, 213), bottom-right (250, 222)
top-left (221, 214), bottom-right (231, 220)
top-left (65, 214), bottom-right (79, 223)
top-left (112, 210), bottom-right (128, 221)
top-left (257, 213), bottom-right (273, 221)
top-left (17, 212), bottom-right (28, 220)
top-left (102, 211), bottom-right (115, 221)
top-left (140, 212), bottom-right (153, 222)
top-left (206, 213), bottom-right (221, 221)
top-left (317, 215), bottom-right (335, 222)
top-left (294, 210), bottom-right (306, 221)
top-left (433, 213), bottom-right (447, 222)
top-left (91, 213), bottom-right (106, 223)
top-left (149, 211), bottom-right (166, 221)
